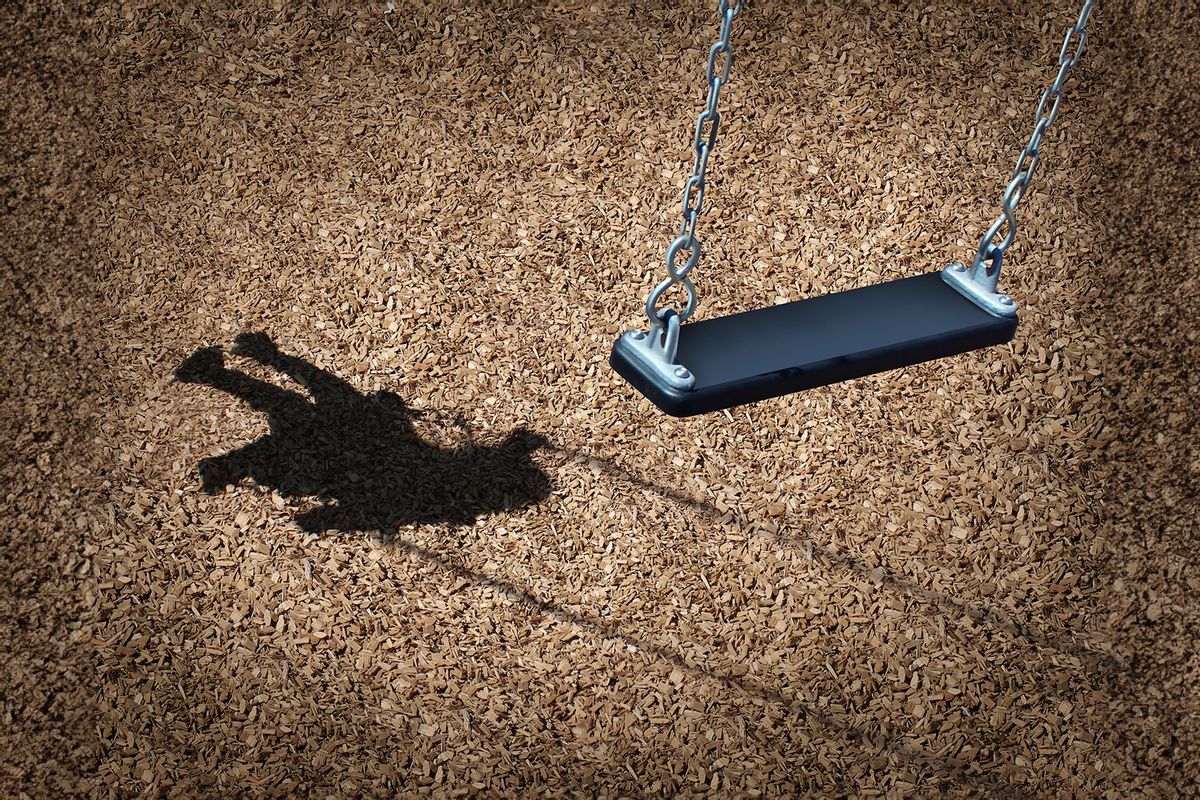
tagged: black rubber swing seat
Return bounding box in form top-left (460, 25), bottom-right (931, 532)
top-left (610, 271), bottom-right (1017, 417)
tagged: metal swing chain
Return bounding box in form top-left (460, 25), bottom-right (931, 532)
top-left (643, 0), bottom-right (743, 328)
top-left (968, 0), bottom-right (1096, 288)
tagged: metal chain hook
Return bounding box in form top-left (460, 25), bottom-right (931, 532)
top-left (643, 0), bottom-right (743, 329)
top-left (969, 0), bottom-right (1095, 283)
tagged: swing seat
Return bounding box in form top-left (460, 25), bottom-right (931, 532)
top-left (610, 271), bottom-right (1017, 417)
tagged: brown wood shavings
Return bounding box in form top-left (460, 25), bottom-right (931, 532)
top-left (1, 0), bottom-right (1197, 796)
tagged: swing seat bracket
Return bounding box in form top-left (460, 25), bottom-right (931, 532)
top-left (615, 310), bottom-right (696, 392)
top-left (941, 261), bottom-right (1019, 317)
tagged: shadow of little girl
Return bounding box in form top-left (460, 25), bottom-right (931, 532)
top-left (174, 333), bottom-right (551, 533)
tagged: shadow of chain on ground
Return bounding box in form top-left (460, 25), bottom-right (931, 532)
top-left (174, 332), bottom-right (551, 532)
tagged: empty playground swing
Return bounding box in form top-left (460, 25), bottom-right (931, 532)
top-left (610, 0), bottom-right (1096, 417)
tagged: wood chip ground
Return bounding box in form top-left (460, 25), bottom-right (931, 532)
top-left (2, 0), bottom-right (1197, 796)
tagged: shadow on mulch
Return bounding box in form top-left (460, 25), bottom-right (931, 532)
top-left (174, 332), bottom-right (551, 532)
top-left (173, 333), bottom-right (1107, 794)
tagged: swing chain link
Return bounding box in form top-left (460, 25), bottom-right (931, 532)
top-left (644, 0), bottom-right (743, 327)
top-left (969, 0), bottom-right (1095, 284)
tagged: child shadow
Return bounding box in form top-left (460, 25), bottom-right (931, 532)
top-left (174, 332), bottom-right (551, 534)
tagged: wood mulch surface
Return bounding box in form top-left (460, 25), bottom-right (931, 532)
top-left (2, 0), bottom-right (1196, 796)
